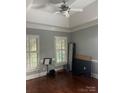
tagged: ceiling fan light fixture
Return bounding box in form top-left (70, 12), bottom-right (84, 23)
top-left (62, 11), bottom-right (70, 17)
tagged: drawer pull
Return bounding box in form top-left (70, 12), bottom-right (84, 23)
top-left (84, 66), bottom-right (86, 70)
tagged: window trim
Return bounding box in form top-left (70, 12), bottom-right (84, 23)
top-left (54, 36), bottom-right (68, 66)
top-left (26, 35), bottom-right (40, 72)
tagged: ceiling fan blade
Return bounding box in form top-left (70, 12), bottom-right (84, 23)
top-left (55, 11), bottom-right (61, 14)
top-left (31, 4), bottom-right (47, 9)
top-left (44, 4), bottom-right (60, 13)
top-left (70, 8), bottom-right (83, 12)
top-left (26, 0), bottom-right (34, 11)
top-left (31, 0), bottom-right (49, 8)
top-left (26, 0), bottom-right (33, 8)
top-left (66, 0), bottom-right (76, 6)
top-left (32, 0), bottom-right (49, 5)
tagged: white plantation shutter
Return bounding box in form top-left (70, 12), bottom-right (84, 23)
top-left (55, 36), bottom-right (67, 65)
top-left (26, 35), bottom-right (39, 72)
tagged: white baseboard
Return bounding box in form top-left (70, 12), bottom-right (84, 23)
top-left (27, 70), bottom-right (98, 80)
top-left (26, 73), bottom-right (40, 80)
top-left (91, 73), bottom-right (98, 79)
top-left (26, 71), bottom-right (47, 80)
top-left (26, 67), bottom-right (64, 80)
top-left (55, 67), bottom-right (63, 71)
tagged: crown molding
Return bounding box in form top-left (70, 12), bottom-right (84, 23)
top-left (27, 19), bottom-right (98, 33)
top-left (70, 19), bottom-right (98, 32)
top-left (26, 21), bottom-right (71, 32)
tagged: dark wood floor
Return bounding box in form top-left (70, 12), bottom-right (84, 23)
top-left (27, 71), bottom-right (98, 93)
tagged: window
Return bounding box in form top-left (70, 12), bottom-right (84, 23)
top-left (55, 36), bottom-right (67, 65)
top-left (26, 35), bottom-right (39, 72)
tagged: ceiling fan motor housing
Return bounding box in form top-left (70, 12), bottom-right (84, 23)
top-left (60, 4), bottom-right (70, 11)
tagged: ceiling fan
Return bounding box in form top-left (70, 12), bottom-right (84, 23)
top-left (31, 0), bottom-right (83, 17)
top-left (56, 0), bottom-right (83, 17)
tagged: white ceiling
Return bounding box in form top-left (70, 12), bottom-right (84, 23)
top-left (26, 0), bottom-right (97, 31)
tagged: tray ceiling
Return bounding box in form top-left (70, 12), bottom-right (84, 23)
top-left (26, 0), bottom-right (97, 30)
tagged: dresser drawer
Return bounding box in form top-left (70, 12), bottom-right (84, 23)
top-left (72, 59), bottom-right (91, 76)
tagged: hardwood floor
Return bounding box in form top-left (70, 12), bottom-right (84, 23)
top-left (27, 71), bottom-right (98, 93)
